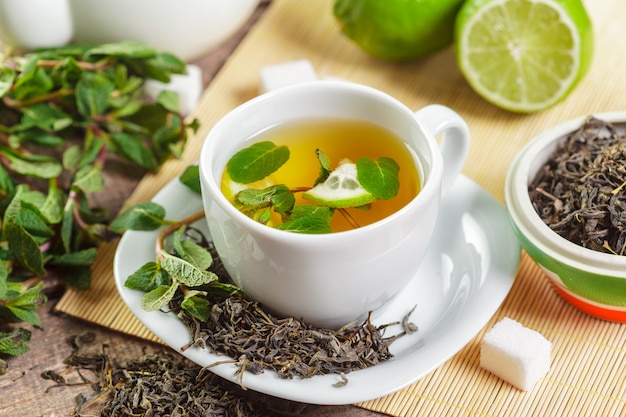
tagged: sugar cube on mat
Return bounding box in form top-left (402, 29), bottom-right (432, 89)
top-left (480, 317), bottom-right (552, 391)
top-left (259, 59), bottom-right (318, 92)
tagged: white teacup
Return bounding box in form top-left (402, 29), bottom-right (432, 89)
top-left (199, 80), bottom-right (470, 328)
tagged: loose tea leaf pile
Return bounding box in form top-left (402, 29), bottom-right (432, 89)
top-left (177, 294), bottom-right (408, 382)
top-left (529, 116), bottom-right (626, 254)
top-left (42, 332), bottom-right (291, 417)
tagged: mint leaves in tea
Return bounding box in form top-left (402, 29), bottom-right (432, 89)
top-left (221, 118), bottom-right (420, 233)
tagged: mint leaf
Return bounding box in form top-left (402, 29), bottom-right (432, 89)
top-left (4, 223), bottom-right (45, 276)
top-left (109, 202), bottom-right (167, 233)
top-left (160, 251), bottom-right (217, 287)
top-left (110, 132), bottom-right (158, 170)
top-left (125, 262), bottom-right (171, 292)
top-left (5, 282), bottom-right (46, 327)
top-left (235, 184), bottom-right (290, 208)
top-left (75, 71), bottom-right (115, 117)
top-left (276, 216), bottom-right (332, 234)
top-left (290, 205), bottom-right (334, 223)
top-left (0, 67), bottom-right (16, 97)
top-left (0, 148), bottom-right (63, 179)
top-left (173, 230), bottom-right (213, 271)
top-left (50, 248), bottom-right (97, 267)
top-left (314, 148), bottom-right (332, 186)
top-left (140, 283), bottom-right (178, 311)
top-left (357, 157), bottom-right (400, 200)
top-left (0, 328), bottom-right (32, 357)
top-left (179, 165), bottom-right (201, 194)
top-left (226, 141), bottom-right (289, 184)
top-left (181, 295), bottom-right (210, 321)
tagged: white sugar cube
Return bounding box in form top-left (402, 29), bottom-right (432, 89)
top-left (143, 64), bottom-right (203, 116)
top-left (259, 59), bottom-right (318, 93)
top-left (480, 317), bottom-right (552, 391)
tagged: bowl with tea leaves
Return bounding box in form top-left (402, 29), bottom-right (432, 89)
top-left (505, 112), bottom-right (626, 322)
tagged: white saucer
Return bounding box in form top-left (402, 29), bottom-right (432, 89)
top-left (113, 174), bottom-right (520, 405)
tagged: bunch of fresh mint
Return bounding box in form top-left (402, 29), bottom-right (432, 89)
top-left (0, 41), bottom-right (199, 374)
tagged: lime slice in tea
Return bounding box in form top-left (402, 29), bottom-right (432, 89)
top-left (221, 173), bottom-right (276, 203)
top-left (303, 160), bottom-right (376, 208)
top-left (455, 0), bottom-right (593, 113)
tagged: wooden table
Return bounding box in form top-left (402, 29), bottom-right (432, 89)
top-left (0, 2), bottom-right (384, 416)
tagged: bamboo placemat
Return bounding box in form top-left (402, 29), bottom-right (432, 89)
top-left (57, 0), bottom-right (626, 415)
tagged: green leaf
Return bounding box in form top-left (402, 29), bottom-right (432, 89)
top-left (0, 261), bottom-right (7, 299)
top-left (357, 157), bottom-right (400, 200)
top-left (50, 248), bottom-right (97, 267)
top-left (178, 239), bottom-right (213, 271)
top-left (235, 184), bottom-right (290, 208)
top-left (160, 251), bottom-right (217, 287)
top-left (0, 164), bottom-right (15, 196)
top-left (110, 132), bottom-right (157, 169)
top-left (140, 282), bottom-right (178, 311)
top-left (203, 282), bottom-right (242, 298)
top-left (14, 203), bottom-right (54, 238)
top-left (61, 199), bottom-right (75, 253)
top-left (63, 137), bottom-right (105, 170)
top-left (20, 103), bottom-right (73, 132)
top-left (12, 67), bottom-right (54, 100)
top-left (276, 216), bottom-right (332, 234)
top-left (181, 294), bottom-right (210, 321)
top-left (148, 52), bottom-right (187, 75)
top-left (226, 141), bottom-right (290, 184)
top-left (72, 164), bottom-right (104, 193)
top-left (109, 202), bottom-right (167, 233)
top-left (4, 222), bottom-right (46, 276)
top-left (39, 181), bottom-right (66, 224)
top-left (5, 282), bottom-right (46, 327)
top-left (86, 40), bottom-right (157, 59)
top-left (0, 148), bottom-right (63, 179)
top-left (314, 149), bottom-right (332, 186)
top-left (0, 67), bottom-right (17, 98)
top-left (125, 262), bottom-right (171, 292)
top-left (59, 266), bottom-right (92, 289)
top-left (290, 204), bottom-right (334, 223)
top-left (179, 165), bottom-right (201, 194)
top-left (140, 53), bottom-right (187, 82)
top-left (0, 328), bottom-right (32, 357)
top-left (61, 145), bottom-right (83, 171)
top-left (270, 190), bottom-right (296, 214)
top-left (156, 90), bottom-right (180, 114)
top-left (19, 131), bottom-right (65, 147)
top-left (75, 71), bottom-right (115, 117)
top-left (120, 103), bottom-right (167, 133)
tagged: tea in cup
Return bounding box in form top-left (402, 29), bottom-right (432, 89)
top-left (199, 80), bottom-right (470, 328)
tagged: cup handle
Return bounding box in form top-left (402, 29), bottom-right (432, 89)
top-left (414, 104), bottom-right (470, 196)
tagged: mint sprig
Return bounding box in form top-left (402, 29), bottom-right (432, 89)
top-left (0, 41), bottom-right (200, 373)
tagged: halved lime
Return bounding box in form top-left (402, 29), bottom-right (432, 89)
top-left (455, 0), bottom-right (593, 113)
top-left (303, 160), bottom-right (376, 208)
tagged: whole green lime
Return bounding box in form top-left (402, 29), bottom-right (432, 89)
top-left (334, 0), bottom-right (466, 61)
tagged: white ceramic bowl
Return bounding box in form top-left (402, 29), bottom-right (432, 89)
top-left (0, 0), bottom-right (260, 60)
top-left (69, 0), bottom-right (260, 60)
top-left (505, 111), bottom-right (626, 322)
